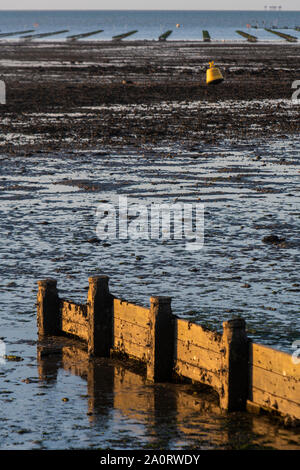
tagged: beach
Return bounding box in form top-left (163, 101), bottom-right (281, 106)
top-left (1, 40), bottom-right (300, 153)
top-left (0, 39), bottom-right (299, 449)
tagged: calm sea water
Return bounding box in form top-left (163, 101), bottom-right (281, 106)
top-left (0, 10), bottom-right (300, 41)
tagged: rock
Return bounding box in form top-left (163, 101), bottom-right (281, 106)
top-left (262, 234), bottom-right (285, 244)
top-left (86, 237), bottom-right (100, 244)
top-left (7, 282), bottom-right (17, 287)
top-left (22, 378), bottom-right (33, 384)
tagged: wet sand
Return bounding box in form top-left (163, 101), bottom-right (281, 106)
top-left (0, 40), bottom-right (300, 153)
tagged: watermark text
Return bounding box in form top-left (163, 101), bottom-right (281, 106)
top-left (0, 340), bottom-right (6, 365)
top-left (291, 80), bottom-right (300, 103)
top-left (0, 80), bottom-right (6, 104)
top-left (96, 196), bottom-right (204, 251)
top-left (292, 340), bottom-right (300, 365)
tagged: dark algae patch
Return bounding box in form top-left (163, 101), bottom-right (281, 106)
top-left (0, 41), bottom-right (299, 154)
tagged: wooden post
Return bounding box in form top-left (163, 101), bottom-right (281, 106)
top-left (220, 318), bottom-right (249, 411)
top-left (147, 296), bottom-right (174, 382)
top-left (87, 275), bottom-right (113, 357)
top-left (37, 279), bottom-right (61, 337)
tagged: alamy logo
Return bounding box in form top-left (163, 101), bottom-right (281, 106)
top-left (0, 80), bottom-right (6, 104)
top-left (291, 80), bottom-right (300, 103)
top-left (95, 196), bottom-right (204, 251)
top-left (0, 340), bottom-right (6, 364)
top-left (292, 340), bottom-right (300, 365)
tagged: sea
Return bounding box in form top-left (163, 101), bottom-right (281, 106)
top-left (0, 9), bottom-right (300, 41)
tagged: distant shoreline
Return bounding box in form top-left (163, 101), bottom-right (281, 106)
top-left (0, 9), bottom-right (300, 11)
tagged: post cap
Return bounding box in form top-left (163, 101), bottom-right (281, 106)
top-left (150, 296), bottom-right (172, 305)
top-left (223, 318), bottom-right (246, 330)
top-left (37, 279), bottom-right (57, 288)
top-left (88, 275), bottom-right (109, 284)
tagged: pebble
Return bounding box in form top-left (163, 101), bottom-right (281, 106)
top-left (262, 234), bottom-right (285, 244)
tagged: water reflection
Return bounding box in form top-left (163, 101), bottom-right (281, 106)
top-left (37, 338), bottom-right (300, 450)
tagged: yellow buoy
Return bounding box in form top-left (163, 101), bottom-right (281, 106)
top-left (206, 61), bottom-right (224, 85)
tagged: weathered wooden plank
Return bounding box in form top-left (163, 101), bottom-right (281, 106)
top-left (114, 317), bottom-right (149, 348)
top-left (61, 318), bottom-right (89, 341)
top-left (175, 338), bottom-right (222, 373)
top-left (174, 359), bottom-right (222, 392)
top-left (250, 343), bottom-right (300, 379)
top-left (175, 318), bottom-right (222, 354)
top-left (113, 336), bottom-right (149, 362)
top-left (61, 301), bottom-right (87, 324)
top-left (61, 300), bottom-right (87, 320)
top-left (61, 300), bottom-right (88, 341)
top-left (250, 365), bottom-right (300, 404)
top-left (250, 387), bottom-right (300, 420)
top-left (114, 299), bottom-right (150, 328)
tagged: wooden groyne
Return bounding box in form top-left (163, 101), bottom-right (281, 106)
top-left (0, 29), bottom-right (35, 38)
top-left (66, 29), bottom-right (104, 41)
top-left (21, 30), bottom-right (69, 40)
top-left (158, 30), bottom-right (173, 41)
top-left (112, 30), bottom-right (138, 41)
top-left (236, 30), bottom-right (258, 42)
top-left (264, 28), bottom-right (298, 42)
top-left (37, 276), bottom-right (300, 423)
top-left (202, 30), bottom-right (211, 42)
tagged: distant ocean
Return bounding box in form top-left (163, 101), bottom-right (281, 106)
top-left (0, 10), bottom-right (300, 41)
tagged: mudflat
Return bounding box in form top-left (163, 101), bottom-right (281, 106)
top-left (0, 40), bottom-right (299, 154)
top-left (0, 40), bottom-right (300, 450)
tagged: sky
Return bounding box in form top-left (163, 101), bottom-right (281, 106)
top-left (0, 1), bottom-right (299, 10)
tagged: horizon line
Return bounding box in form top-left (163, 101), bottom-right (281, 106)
top-left (0, 9), bottom-right (300, 12)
